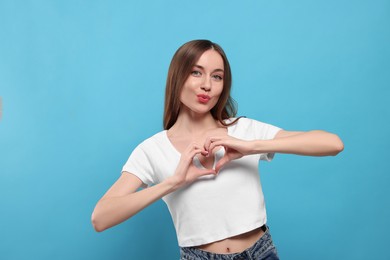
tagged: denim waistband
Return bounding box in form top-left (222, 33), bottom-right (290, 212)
top-left (180, 225), bottom-right (279, 260)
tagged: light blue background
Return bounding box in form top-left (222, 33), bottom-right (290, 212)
top-left (1, 0), bottom-right (389, 259)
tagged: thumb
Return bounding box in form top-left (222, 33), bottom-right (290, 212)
top-left (215, 155), bottom-right (230, 174)
top-left (197, 168), bottom-right (217, 177)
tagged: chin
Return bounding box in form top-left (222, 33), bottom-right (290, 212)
top-left (190, 106), bottom-right (212, 115)
top-left (181, 102), bottom-right (216, 115)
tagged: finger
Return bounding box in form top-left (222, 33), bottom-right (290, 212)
top-left (184, 142), bottom-right (198, 154)
top-left (191, 143), bottom-right (209, 155)
top-left (184, 143), bottom-right (203, 155)
top-left (189, 148), bottom-right (204, 158)
top-left (181, 147), bottom-right (202, 165)
top-left (197, 168), bottom-right (217, 176)
top-left (200, 150), bottom-right (209, 156)
top-left (189, 145), bottom-right (210, 159)
top-left (204, 137), bottom-right (221, 153)
top-left (203, 137), bottom-right (213, 151)
top-left (208, 140), bottom-right (226, 153)
top-left (215, 155), bottom-right (231, 173)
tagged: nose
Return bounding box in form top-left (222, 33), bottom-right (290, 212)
top-left (201, 76), bottom-right (211, 92)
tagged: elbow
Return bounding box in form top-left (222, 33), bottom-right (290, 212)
top-left (330, 134), bottom-right (344, 156)
top-left (91, 211), bottom-right (106, 232)
top-left (337, 141), bottom-right (344, 154)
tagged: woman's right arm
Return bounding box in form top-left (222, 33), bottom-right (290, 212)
top-left (91, 143), bottom-right (215, 232)
top-left (91, 172), bottom-right (177, 232)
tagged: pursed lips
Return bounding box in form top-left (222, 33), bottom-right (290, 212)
top-left (197, 94), bottom-right (211, 103)
top-left (197, 94), bottom-right (211, 99)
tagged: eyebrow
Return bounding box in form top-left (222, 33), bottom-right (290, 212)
top-left (193, 65), bottom-right (224, 73)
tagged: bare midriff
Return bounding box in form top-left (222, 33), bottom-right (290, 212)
top-left (195, 226), bottom-right (265, 254)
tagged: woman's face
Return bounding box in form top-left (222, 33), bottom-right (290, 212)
top-left (180, 49), bottom-right (224, 115)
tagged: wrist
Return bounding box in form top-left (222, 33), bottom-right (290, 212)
top-left (163, 176), bottom-right (184, 193)
top-left (250, 139), bottom-right (267, 154)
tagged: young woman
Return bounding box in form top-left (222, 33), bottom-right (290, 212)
top-left (91, 40), bottom-right (344, 259)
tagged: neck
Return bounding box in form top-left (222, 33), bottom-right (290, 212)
top-left (170, 109), bottom-right (219, 136)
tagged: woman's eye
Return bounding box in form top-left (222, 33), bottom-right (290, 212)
top-left (191, 71), bottom-right (201, 76)
top-left (212, 75), bottom-right (223, 81)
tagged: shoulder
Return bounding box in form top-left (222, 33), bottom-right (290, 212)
top-left (225, 117), bottom-right (259, 137)
top-left (134, 130), bottom-right (167, 151)
top-left (226, 117), bottom-right (268, 129)
top-left (227, 117), bottom-right (282, 139)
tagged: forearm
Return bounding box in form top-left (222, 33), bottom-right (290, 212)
top-left (250, 130), bottom-right (344, 156)
top-left (92, 178), bottom-right (177, 232)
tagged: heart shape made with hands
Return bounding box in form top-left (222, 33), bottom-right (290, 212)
top-left (193, 147), bottom-right (225, 170)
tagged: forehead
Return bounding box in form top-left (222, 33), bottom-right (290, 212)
top-left (195, 49), bottom-right (224, 70)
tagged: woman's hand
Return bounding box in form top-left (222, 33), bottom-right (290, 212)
top-left (169, 142), bottom-right (217, 190)
top-left (204, 135), bottom-right (254, 173)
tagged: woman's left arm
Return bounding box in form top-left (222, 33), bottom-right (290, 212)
top-left (254, 130), bottom-right (344, 156)
top-left (205, 129), bottom-right (344, 172)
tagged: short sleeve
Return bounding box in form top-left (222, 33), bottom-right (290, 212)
top-left (250, 119), bottom-right (282, 161)
top-left (122, 144), bottom-right (155, 187)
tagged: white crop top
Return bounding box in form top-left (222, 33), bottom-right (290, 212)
top-left (122, 118), bottom-right (281, 247)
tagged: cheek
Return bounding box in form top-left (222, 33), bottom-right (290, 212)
top-left (215, 84), bottom-right (224, 97)
top-left (179, 85), bottom-right (191, 103)
top-left (211, 87), bottom-right (224, 106)
top-left (179, 90), bottom-right (186, 103)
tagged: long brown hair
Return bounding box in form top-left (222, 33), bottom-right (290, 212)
top-left (163, 40), bottom-right (239, 130)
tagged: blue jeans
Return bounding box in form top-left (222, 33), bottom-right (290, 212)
top-left (180, 226), bottom-right (279, 260)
